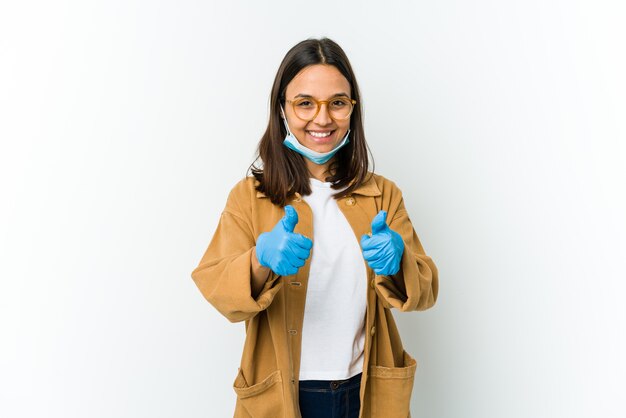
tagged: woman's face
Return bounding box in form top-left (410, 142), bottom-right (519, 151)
top-left (283, 64), bottom-right (352, 154)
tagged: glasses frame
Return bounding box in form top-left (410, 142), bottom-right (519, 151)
top-left (285, 96), bottom-right (357, 121)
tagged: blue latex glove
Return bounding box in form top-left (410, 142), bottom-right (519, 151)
top-left (360, 210), bottom-right (405, 276)
top-left (256, 205), bottom-right (313, 276)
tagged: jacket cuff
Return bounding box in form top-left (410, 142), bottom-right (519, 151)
top-left (373, 244), bottom-right (437, 312)
top-left (192, 247), bottom-right (284, 323)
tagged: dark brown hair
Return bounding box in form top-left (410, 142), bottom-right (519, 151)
top-left (247, 37), bottom-right (375, 207)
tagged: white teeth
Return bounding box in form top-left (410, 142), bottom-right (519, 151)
top-left (308, 131), bottom-right (332, 138)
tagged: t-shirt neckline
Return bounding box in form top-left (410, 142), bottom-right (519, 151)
top-left (310, 177), bottom-right (333, 189)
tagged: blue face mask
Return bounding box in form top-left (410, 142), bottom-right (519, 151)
top-left (280, 105), bottom-right (350, 165)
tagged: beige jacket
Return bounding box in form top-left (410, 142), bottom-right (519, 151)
top-left (191, 172), bottom-right (439, 418)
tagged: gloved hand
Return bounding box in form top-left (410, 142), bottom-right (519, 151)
top-left (256, 205), bottom-right (313, 276)
top-left (360, 210), bottom-right (404, 276)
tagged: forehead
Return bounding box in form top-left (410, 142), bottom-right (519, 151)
top-left (286, 64), bottom-right (351, 98)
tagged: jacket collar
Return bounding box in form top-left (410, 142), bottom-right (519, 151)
top-left (255, 173), bottom-right (380, 198)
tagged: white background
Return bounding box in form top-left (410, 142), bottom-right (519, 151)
top-left (1, 1), bottom-right (625, 417)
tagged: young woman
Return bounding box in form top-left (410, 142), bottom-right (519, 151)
top-left (191, 37), bottom-right (439, 418)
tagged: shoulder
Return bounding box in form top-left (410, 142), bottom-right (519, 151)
top-left (369, 172), bottom-right (404, 197)
top-left (228, 175), bottom-right (258, 195)
top-left (366, 172), bottom-right (407, 216)
top-left (223, 176), bottom-right (259, 215)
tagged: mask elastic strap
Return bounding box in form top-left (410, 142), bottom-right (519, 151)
top-left (280, 105), bottom-right (293, 136)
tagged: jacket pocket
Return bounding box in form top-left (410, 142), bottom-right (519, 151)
top-left (233, 368), bottom-right (285, 418)
top-left (368, 350), bottom-right (418, 418)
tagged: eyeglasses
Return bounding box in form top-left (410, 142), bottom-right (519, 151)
top-left (285, 96), bottom-right (357, 121)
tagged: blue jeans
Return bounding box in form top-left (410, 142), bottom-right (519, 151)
top-left (298, 372), bottom-right (362, 418)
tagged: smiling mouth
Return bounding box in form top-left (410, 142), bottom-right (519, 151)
top-left (307, 130), bottom-right (335, 138)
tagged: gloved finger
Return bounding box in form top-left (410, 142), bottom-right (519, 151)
top-left (362, 233), bottom-right (389, 251)
top-left (282, 244), bottom-right (307, 266)
top-left (368, 256), bottom-right (387, 270)
top-left (374, 253), bottom-right (400, 275)
top-left (291, 233), bottom-right (313, 250)
top-left (363, 244), bottom-right (393, 261)
top-left (281, 205), bottom-right (298, 233)
top-left (287, 241), bottom-right (311, 261)
top-left (364, 242), bottom-right (396, 261)
top-left (362, 247), bottom-right (381, 260)
top-left (276, 259), bottom-right (298, 276)
top-left (370, 210), bottom-right (388, 234)
top-left (284, 255), bottom-right (305, 269)
top-left (377, 248), bottom-right (397, 265)
top-left (283, 263), bottom-right (299, 276)
top-left (293, 257), bottom-right (306, 268)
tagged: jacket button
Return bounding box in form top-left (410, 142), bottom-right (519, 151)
top-left (288, 329), bottom-right (297, 335)
top-left (345, 197), bottom-right (355, 206)
top-left (370, 326), bottom-right (376, 336)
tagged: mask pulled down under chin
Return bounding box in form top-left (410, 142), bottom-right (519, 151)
top-left (280, 112), bottom-right (350, 165)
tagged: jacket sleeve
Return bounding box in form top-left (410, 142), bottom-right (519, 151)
top-left (191, 188), bottom-right (283, 323)
top-left (374, 189), bottom-right (439, 312)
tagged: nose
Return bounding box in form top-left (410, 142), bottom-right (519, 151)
top-left (312, 103), bottom-right (332, 126)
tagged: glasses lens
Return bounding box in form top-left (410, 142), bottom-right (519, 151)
top-left (293, 98), bottom-right (317, 120)
top-left (328, 97), bottom-right (353, 120)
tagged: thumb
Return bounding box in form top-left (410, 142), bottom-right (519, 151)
top-left (281, 205), bottom-right (298, 232)
top-left (371, 210), bottom-right (388, 234)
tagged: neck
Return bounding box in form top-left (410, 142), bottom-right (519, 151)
top-left (306, 159), bottom-right (334, 182)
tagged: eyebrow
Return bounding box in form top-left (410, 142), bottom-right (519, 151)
top-left (293, 92), bottom-right (350, 99)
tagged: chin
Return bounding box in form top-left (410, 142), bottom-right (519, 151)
top-left (310, 144), bottom-right (337, 154)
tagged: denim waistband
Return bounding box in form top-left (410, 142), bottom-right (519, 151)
top-left (299, 372), bottom-right (362, 391)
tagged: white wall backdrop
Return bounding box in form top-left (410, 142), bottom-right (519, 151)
top-left (1, 1), bottom-right (625, 417)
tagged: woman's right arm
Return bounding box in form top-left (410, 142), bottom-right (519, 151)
top-left (191, 184), bottom-right (282, 323)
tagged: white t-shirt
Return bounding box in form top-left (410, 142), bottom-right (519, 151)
top-left (298, 177), bottom-right (368, 381)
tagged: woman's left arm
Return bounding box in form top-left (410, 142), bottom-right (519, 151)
top-left (374, 187), bottom-right (439, 312)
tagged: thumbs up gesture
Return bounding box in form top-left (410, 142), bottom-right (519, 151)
top-left (360, 210), bottom-right (405, 276)
top-left (256, 205), bottom-right (313, 276)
